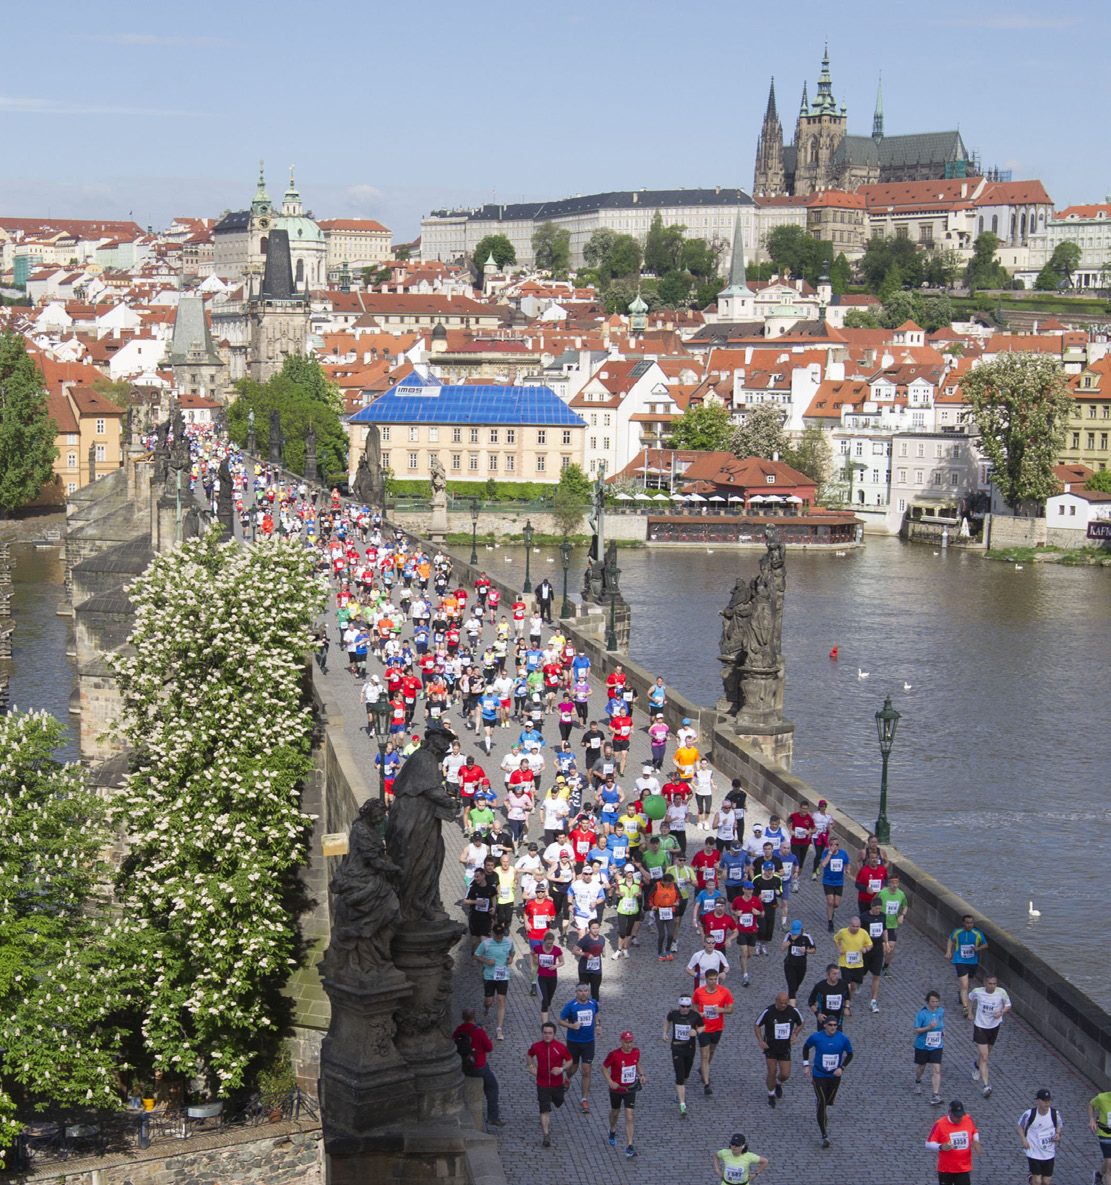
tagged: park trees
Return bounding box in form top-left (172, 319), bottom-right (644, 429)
top-left (961, 353), bottom-right (1074, 511)
top-left (965, 232), bottom-right (1011, 291)
top-left (731, 403), bottom-right (791, 460)
top-left (531, 222), bottom-right (571, 273)
top-left (472, 234), bottom-right (516, 271)
top-left (0, 332), bottom-right (58, 514)
top-left (670, 402), bottom-right (735, 452)
top-left (551, 462), bottom-right (592, 534)
top-left (1034, 241), bottom-right (1081, 291)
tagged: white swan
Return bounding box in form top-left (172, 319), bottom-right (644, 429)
top-left (858, 669), bottom-right (869, 679)
top-left (903, 682), bottom-right (912, 691)
top-left (1015, 564), bottom-right (1024, 571)
top-left (1028, 901), bottom-right (1041, 918)
top-left (706, 548), bottom-right (714, 554)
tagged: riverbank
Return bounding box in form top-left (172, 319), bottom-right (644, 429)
top-left (986, 544), bottom-right (1111, 565)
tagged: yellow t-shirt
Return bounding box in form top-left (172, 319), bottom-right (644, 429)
top-left (675, 746), bottom-right (700, 780)
top-left (833, 927), bottom-right (873, 969)
top-left (618, 813), bottom-right (643, 848)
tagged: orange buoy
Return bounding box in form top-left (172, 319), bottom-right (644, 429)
top-left (829, 646), bottom-right (839, 660)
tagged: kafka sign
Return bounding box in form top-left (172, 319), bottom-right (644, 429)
top-left (1087, 521), bottom-right (1111, 540)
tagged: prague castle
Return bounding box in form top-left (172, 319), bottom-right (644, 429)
top-left (754, 47), bottom-right (973, 197)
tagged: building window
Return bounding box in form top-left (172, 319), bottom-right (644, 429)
top-left (933, 472), bottom-right (943, 485)
top-left (1102, 433), bottom-right (1108, 450)
top-left (536, 430), bottom-right (547, 445)
top-left (67, 452), bottom-right (77, 468)
top-left (561, 455), bottom-right (571, 470)
top-left (590, 436), bottom-right (597, 450)
top-left (872, 443), bottom-right (884, 455)
top-left (898, 468), bottom-right (907, 483)
top-left (1072, 432), bottom-right (1081, 449)
top-left (505, 455), bottom-right (515, 471)
top-left (603, 415), bottom-right (611, 428)
top-left (381, 426), bottom-right (391, 442)
top-left (950, 471), bottom-right (959, 484)
top-left (915, 470), bottom-right (924, 484)
top-left (489, 429), bottom-right (499, 444)
top-left (854, 442), bottom-right (863, 456)
top-left (428, 452), bottom-right (439, 470)
top-left (408, 426), bottom-right (419, 442)
top-left (917, 443), bottom-right (925, 457)
top-left (488, 455), bottom-right (498, 471)
top-left (899, 442), bottom-right (907, 456)
top-left (428, 426), bottom-right (438, 442)
top-left (67, 433), bottom-right (77, 445)
top-left (451, 453), bottom-right (461, 470)
top-left (898, 497), bottom-right (906, 511)
top-left (871, 469), bottom-right (879, 483)
top-left (590, 413), bottom-right (597, 426)
top-left (1088, 433), bottom-right (1096, 449)
top-left (67, 481), bottom-right (77, 494)
top-left (469, 428), bottom-right (479, 444)
top-left (506, 429), bottom-right (516, 444)
top-left (452, 428), bottom-right (462, 443)
top-left (603, 437), bottom-right (610, 451)
top-left (469, 453), bottom-right (479, 471)
top-left (896, 226), bottom-right (908, 239)
top-left (1090, 405), bottom-right (1098, 419)
top-left (408, 452), bottom-right (418, 470)
top-left (536, 456), bottom-right (546, 472)
top-left (562, 429), bottom-right (572, 445)
top-left (1069, 504), bottom-right (1076, 515)
top-left (589, 459), bottom-right (597, 473)
top-left (95, 444), bottom-right (106, 462)
top-left (95, 418), bottom-right (106, 435)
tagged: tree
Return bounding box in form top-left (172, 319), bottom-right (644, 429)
top-left (842, 308), bottom-right (881, 329)
top-left (765, 225), bottom-right (812, 279)
top-left (644, 212), bottom-right (685, 275)
top-left (583, 228), bottom-right (618, 269)
top-left (656, 271), bottom-right (693, 308)
top-left (923, 246), bottom-right (963, 290)
top-left (695, 277), bottom-right (726, 309)
top-left (919, 294), bottom-right (954, 333)
top-left (472, 234), bottom-right (516, 271)
top-left (92, 375), bottom-right (137, 407)
top-left (277, 352), bottom-right (341, 410)
top-left (1035, 241), bottom-right (1081, 291)
top-left (605, 234), bottom-right (643, 280)
top-left (830, 252), bottom-right (853, 295)
top-left (878, 289), bottom-right (918, 328)
top-left (877, 263), bottom-right (903, 304)
top-left (670, 402), bottom-right (735, 452)
top-left (785, 423), bottom-right (834, 493)
top-left (551, 463), bottom-right (591, 534)
top-left (531, 222), bottom-right (571, 273)
top-left (0, 711), bottom-right (116, 1156)
top-left (961, 353), bottom-right (1075, 511)
top-left (106, 527), bottom-right (327, 1095)
top-left (0, 332), bottom-right (58, 514)
top-left (966, 232), bottom-right (1010, 291)
top-left (731, 403), bottom-right (790, 460)
top-left (1085, 468), bottom-right (1111, 493)
top-left (394, 244), bottom-right (411, 262)
top-left (859, 235), bottom-right (921, 294)
top-left (680, 237), bottom-right (719, 278)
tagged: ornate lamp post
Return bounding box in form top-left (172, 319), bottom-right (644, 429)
top-left (522, 519), bottom-right (535, 593)
top-left (559, 535), bottom-right (572, 617)
top-left (874, 696), bottom-right (900, 845)
top-left (469, 498), bottom-right (480, 564)
top-left (372, 697), bottom-right (392, 803)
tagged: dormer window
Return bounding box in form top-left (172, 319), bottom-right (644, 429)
top-left (766, 474), bottom-right (776, 484)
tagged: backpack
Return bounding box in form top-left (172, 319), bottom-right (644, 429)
top-left (454, 1026), bottom-right (477, 1072)
top-left (1021, 1107), bottom-right (1058, 1135)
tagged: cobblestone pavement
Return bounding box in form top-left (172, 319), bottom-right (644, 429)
top-left (314, 578), bottom-right (1100, 1185)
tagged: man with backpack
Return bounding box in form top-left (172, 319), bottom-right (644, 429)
top-left (452, 1007), bottom-right (504, 1132)
top-left (1017, 1089), bottom-right (1061, 1185)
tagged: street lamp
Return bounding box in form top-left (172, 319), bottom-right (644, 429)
top-left (874, 695), bottom-right (901, 845)
top-left (371, 697), bottom-right (392, 803)
top-left (559, 535), bottom-right (572, 617)
top-left (469, 498), bottom-right (480, 564)
top-left (522, 519), bottom-right (535, 593)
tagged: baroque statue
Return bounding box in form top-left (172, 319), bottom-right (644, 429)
top-left (352, 423), bottom-right (385, 508)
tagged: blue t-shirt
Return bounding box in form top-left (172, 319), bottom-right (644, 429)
top-left (696, 887), bottom-right (725, 914)
top-left (599, 785), bottom-right (621, 815)
top-left (647, 684), bottom-right (666, 709)
top-left (777, 852), bottom-right (800, 886)
top-left (802, 1029), bottom-right (853, 1077)
top-left (587, 846), bottom-right (613, 872)
top-left (822, 852), bottom-right (848, 886)
top-left (525, 649), bottom-right (544, 671)
top-left (608, 838), bottom-right (629, 867)
top-left (913, 1006), bottom-right (945, 1050)
top-left (719, 852), bottom-right (747, 887)
top-left (479, 694), bottom-right (500, 721)
top-left (949, 928), bottom-right (985, 965)
top-left (559, 997), bottom-right (599, 1043)
top-left (518, 729), bottom-right (545, 748)
top-left (556, 750), bottom-right (575, 773)
top-left (572, 656), bottom-right (591, 679)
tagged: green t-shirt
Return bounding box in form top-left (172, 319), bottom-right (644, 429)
top-left (669, 864), bottom-right (698, 899)
top-left (476, 936), bottom-right (513, 981)
top-left (658, 834), bottom-right (679, 854)
top-left (642, 848), bottom-right (670, 885)
top-left (877, 887), bottom-right (908, 930)
top-left (717, 1149), bottom-right (761, 1184)
top-left (469, 805), bottom-right (495, 830)
top-left (1091, 1091), bottom-right (1111, 1133)
top-left (617, 883), bottom-right (641, 915)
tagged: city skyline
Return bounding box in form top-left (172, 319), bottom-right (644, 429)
top-left (1, 0), bottom-right (1104, 240)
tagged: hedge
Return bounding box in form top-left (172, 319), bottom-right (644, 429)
top-left (387, 479), bottom-right (554, 503)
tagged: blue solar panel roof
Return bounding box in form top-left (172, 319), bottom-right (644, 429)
top-left (348, 376), bottom-right (586, 428)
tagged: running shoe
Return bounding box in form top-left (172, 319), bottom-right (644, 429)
top-left (821, 1137), bottom-right (831, 1149)
top-left (529, 984), bottom-right (538, 997)
top-left (658, 955), bottom-right (667, 962)
top-left (704, 1082), bottom-right (713, 1095)
top-left (608, 1132), bottom-right (616, 1146)
top-left (930, 1094), bottom-right (942, 1105)
top-left (626, 1146), bottom-right (637, 1159)
top-left (743, 973), bottom-right (750, 987)
top-left (666, 953), bottom-right (674, 961)
top-left (580, 1099), bottom-right (589, 1113)
top-left (541, 1135), bottom-right (550, 1148)
top-left (631, 938), bottom-right (640, 947)
top-left (827, 920), bottom-right (834, 932)
top-left (971, 1066), bottom-right (981, 1082)
top-left (775, 1084), bottom-right (782, 1098)
top-left (883, 966), bottom-right (893, 978)
top-left (611, 950), bottom-right (622, 960)
top-left (767, 1095), bottom-right (776, 1108)
top-left (679, 1103), bottom-right (688, 1118)
top-left (869, 1000), bottom-right (879, 1014)
top-left (913, 1083), bottom-right (922, 1095)
top-left (496, 1027), bottom-right (504, 1041)
top-left (982, 1085), bottom-right (993, 1098)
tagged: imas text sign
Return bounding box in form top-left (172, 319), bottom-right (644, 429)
top-left (1087, 521), bottom-right (1111, 540)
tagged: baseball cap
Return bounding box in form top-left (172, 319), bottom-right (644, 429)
top-left (1035, 1088), bottom-right (1052, 1101)
top-left (655, 712), bottom-right (664, 719)
top-left (818, 799), bottom-right (828, 807)
top-left (763, 861), bottom-right (774, 870)
top-left (620, 1030), bottom-right (634, 1041)
top-left (730, 1133), bottom-right (746, 1147)
top-left (730, 842), bottom-right (742, 851)
top-left (527, 842), bottom-right (538, 851)
top-left (678, 995), bottom-right (693, 1006)
top-left (643, 764), bottom-right (653, 773)
top-left (791, 920), bottom-right (802, 935)
top-left (742, 880), bottom-right (754, 889)
top-left (948, 1100), bottom-right (965, 1116)
top-left (682, 717), bottom-right (691, 725)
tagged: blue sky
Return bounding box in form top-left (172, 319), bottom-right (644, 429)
top-left (1, 1), bottom-right (1105, 239)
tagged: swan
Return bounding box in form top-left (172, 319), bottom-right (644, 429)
top-left (933, 551), bottom-right (940, 556)
top-left (706, 548), bottom-right (714, 554)
top-left (534, 548), bottom-right (541, 553)
top-left (1015, 564), bottom-right (1024, 571)
top-left (504, 557), bottom-right (512, 562)
top-left (858, 669), bottom-right (869, 679)
top-left (1028, 901), bottom-right (1041, 918)
top-left (903, 682), bottom-right (912, 691)
top-left (835, 550), bottom-right (847, 557)
top-left (546, 557), bottom-right (555, 562)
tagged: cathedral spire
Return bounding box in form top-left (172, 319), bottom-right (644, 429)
top-left (251, 160), bottom-right (270, 213)
top-left (872, 74), bottom-right (885, 141)
top-left (725, 212), bottom-right (748, 292)
top-left (799, 81), bottom-right (809, 118)
top-left (765, 77), bottom-right (778, 122)
top-left (813, 42), bottom-right (836, 114)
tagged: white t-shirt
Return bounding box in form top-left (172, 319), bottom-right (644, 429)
top-left (666, 802), bottom-right (689, 832)
top-left (569, 879), bottom-right (605, 919)
top-left (541, 798), bottom-right (569, 830)
top-left (443, 753), bottom-right (466, 782)
top-left (1020, 1107), bottom-right (1060, 1161)
top-left (501, 752), bottom-right (522, 783)
top-left (743, 834), bottom-right (767, 860)
top-left (634, 775), bottom-right (661, 797)
top-left (543, 841), bottom-right (573, 866)
top-left (969, 986), bottom-right (1011, 1029)
top-left (687, 949), bottom-right (729, 984)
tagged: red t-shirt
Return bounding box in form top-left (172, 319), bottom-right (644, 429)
top-left (700, 912), bottom-right (737, 950)
top-left (602, 1047), bottom-right (640, 1092)
top-left (459, 764), bottom-right (486, 798)
top-left (928, 1115), bottom-right (978, 1173)
top-left (529, 1039), bottom-right (571, 1088)
top-left (692, 985), bottom-right (733, 1033)
top-left (452, 1022), bottom-right (492, 1069)
top-left (401, 675), bottom-right (422, 702)
top-left (525, 898), bottom-right (557, 941)
top-left (569, 826), bottom-right (596, 860)
top-left (610, 714), bottom-right (633, 742)
top-left (543, 663), bottom-right (563, 688)
top-left (788, 812), bottom-right (815, 843)
top-left (855, 862), bottom-right (888, 904)
top-left (606, 672), bottom-right (626, 693)
top-left (691, 848), bottom-right (721, 889)
top-left (731, 895), bottom-right (764, 932)
top-left (662, 781), bottom-right (689, 802)
top-left (509, 769), bottom-right (536, 793)
top-left (512, 601), bottom-right (526, 621)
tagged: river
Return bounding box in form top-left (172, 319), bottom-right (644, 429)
top-left (498, 535), bottom-right (1111, 1007)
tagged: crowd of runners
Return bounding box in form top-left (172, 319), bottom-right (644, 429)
top-left (179, 428), bottom-right (1111, 1185)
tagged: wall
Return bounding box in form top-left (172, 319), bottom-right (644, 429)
top-left (986, 512), bottom-right (1046, 549)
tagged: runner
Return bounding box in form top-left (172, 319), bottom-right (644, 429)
top-left (802, 1016), bottom-right (853, 1148)
top-left (557, 983), bottom-right (599, 1114)
top-left (571, 918), bottom-right (606, 1001)
top-left (474, 922), bottom-right (515, 1041)
top-left (527, 1022), bottom-right (572, 1148)
top-left (819, 836), bottom-right (848, 933)
top-left (1086, 1084), bottom-right (1111, 1185)
top-left (945, 913), bottom-right (987, 1018)
top-left (452, 1007), bottom-right (503, 1132)
top-left (649, 873), bottom-right (681, 961)
top-left (862, 898), bottom-right (888, 1012)
top-left (913, 990), bottom-right (946, 1104)
top-left (808, 964), bottom-right (848, 1030)
top-left (602, 1030), bottom-right (645, 1160)
top-left (663, 994), bottom-right (705, 1117)
top-left (853, 850), bottom-right (888, 914)
top-left (692, 968), bottom-right (735, 1096)
top-left (810, 799), bottom-right (832, 879)
top-left (832, 915), bottom-right (872, 1012)
top-left (926, 1099), bottom-right (980, 1184)
top-left (781, 919), bottom-right (816, 1006)
top-left (751, 861), bottom-right (783, 956)
top-left (968, 974), bottom-right (1011, 1097)
top-left (877, 872), bottom-right (909, 976)
top-left (533, 930), bottom-right (564, 1023)
top-left (612, 866), bottom-right (642, 959)
top-left (754, 990), bottom-right (804, 1108)
top-left (1018, 1089), bottom-right (1061, 1185)
top-left (787, 803), bottom-right (815, 877)
top-left (687, 933), bottom-right (731, 988)
top-left (713, 1134), bottom-right (768, 1183)
top-left (729, 881), bottom-right (762, 988)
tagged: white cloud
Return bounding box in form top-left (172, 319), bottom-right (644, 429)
top-left (344, 184), bottom-right (385, 211)
top-left (0, 95), bottom-right (202, 118)
top-left (71, 33), bottom-right (235, 48)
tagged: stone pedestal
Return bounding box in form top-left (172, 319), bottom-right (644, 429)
top-left (320, 964), bottom-right (418, 1135)
top-left (428, 500), bottom-right (448, 542)
top-left (716, 714), bottom-right (796, 770)
top-left (326, 1121), bottom-right (478, 1185)
top-left (582, 593), bottom-right (631, 655)
top-left (390, 921), bottom-right (466, 1122)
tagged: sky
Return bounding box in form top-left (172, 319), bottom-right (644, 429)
top-left (1, 1), bottom-right (1106, 241)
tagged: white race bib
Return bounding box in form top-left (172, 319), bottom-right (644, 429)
top-left (674, 1024), bottom-right (691, 1042)
top-left (723, 1166), bottom-right (748, 1184)
top-left (658, 906), bottom-right (674, 920)
top-left (829, 858), bottom-right (844, 873)
top-left (585, 956), bottom-right (601, 972)
top-left (475, 898), bottom-right (489, 912)
top-left (790, 944), bottom-right (807, 957)
top-left (793, 827), bottom-right (807, 839)
top-left (869, 922), bottom-right (885, 939)
top-left (703, 1005), bottom-right (718, 1019)
top-left (650, 865), bottom-right (663, 880)
top-left (577, 1009), bottom-right (594, 1028)
top-left (821, 1053), bottom-right (839, 1070)
top-left (845, 950), bottom-right (862, 966)
top-left (538, 954), bottom-right (554, 968)
top-left (710, 928), bottom-right (725, 944)
top-left (867, 878), bottom-right (881, 893)
top-left (825, 993), bottom-right (843, 1011)
top-left (739, 913), bottom-right (754, 928)
top-left (492, 965), bottom-right (508, 981)
top-left (959, 943), bottom-right (975, 960)
top-left (773, 1022), bottom-right (792, 1040)
top-left (620, 1063), bottom-right (637, 1085)
top-left (885, 900), bottom-right (899, 915)
top-left (924, 1031), bottom-right (942, 1049)
top-left (760, 889), bottom-right (775, 902)
top-left (949, 1131), bottom-right (969, 1151)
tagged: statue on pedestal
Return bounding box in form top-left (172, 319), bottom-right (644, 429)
top-left (428, 457), bottom-right (448, 538)
top-left (304, 419), bottom-right (319, 485)
top-left (88, 442), bottom-right (97, 483)
top-left (216, 457), bottom-right (235, 538)
top-left (247, 407), bottom-right (256, 454)
top-left (268, 408), bottom-right (283, 465)
top-left (352, 423), bottom-right (385, 508)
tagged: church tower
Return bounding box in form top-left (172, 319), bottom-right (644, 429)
top-left (753, 78), bottom-right (786, 197)
top-left (716, 212), bottom-right (754, 323)
top-left (248, 228), bottom-right (310, 383)
top-left (792, 45), bottom-right (848, 195)
top-left (872, 75), bottom-right (884, 142)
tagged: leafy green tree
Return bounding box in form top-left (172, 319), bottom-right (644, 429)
top-left (362, 265), bottom-right (391, 286)
top-left (92, 375), bottom-right (136, 407)
top-left (877, 264), bottom-right (903, 304)
top-left (962, 353), bottom-right (1075, 511)
top-left (278, 352), bottom-right (341, 410)
top-left (557, 461), bottom-right (592, 501)
top-left (106, 528), bottom-right (327, 1095)
top-left (583, 228), bottom-right (618, 269)
top-left (830, 252), bottom-right (853, 295)
top-left (0, 332), bottom-right (58, 514)
top-left (765, 225), bottom-right (813, 279)
top-left (879, 288), bottom-right (917, 328)
top-left (670, 401), bottom-right (735, 451)
top-left (695, 277), bottom-right (726, 309)
top-left (731, 403), bottom-right (790, 460)
top-left (644, 212), bottom-right (685, 275)
top-left (606, 234), bottom-right (643, 280)
top-left (656, 271), bottom-right (693, 308)
top-left (842, 308), bottom-right (881, 329)
top-left (1085, 468), bottom-right (1111, 493)
top-left (966, 231), bottom-right (1010, 291)
top-left (785, 423), bottom-right (833, 493)
top-left (551, 464), bottom-right (591, 534)
top-left (919, 294), bottom-right (954, 332)
top-left (860, 235), bottom-right (921, 293)
top-left (1034, 241), bottom-right (1081, 291)
top-left (0, 711), bottom-right (117, 1155)
top-left (394, 244), bottom-right (412, 262)
top-left (472, 234), bottom-right (516, 271)
top-left (680, 237), bottom-right (719, 278)
top-left (923, 246), bottom-right (963, 290)
top-left (531, 222), bottom-right (571, 272)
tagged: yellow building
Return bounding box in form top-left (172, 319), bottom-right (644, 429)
top-left (1063, 359), bottom-right (1111, 472)
top-left (46, 385), bottom-right (125, 495)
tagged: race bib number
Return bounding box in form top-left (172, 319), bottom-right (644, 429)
top-left (723, 1166), bottom-right (748, 1184)
top-left (538, 954), bottom-right (554, 968)
top-left (703, 1005), bottom-right (718, 1019)
top-left (845, 950), bottom-right (862, 966)
top-left (885, 900), bottom-right (899, 915)
top-left (924, 1031), bottom-right (942, 1049)
top-left (869, 923), bottom-right (885, 939)
top-left (576, 840), bottom-right (589, 855)
top-left (701, 899), bottom-right (716, 913)
top-left (658, 906), bottom-right (673, 920)
top-left (475, 898), bottom-right (489, 912)
top-left (821, 1053), bottom-right (839, 1071)
top-left (577, 1009), bottom-right (594, 1028)
top-left (829, 859), bottom-right (844, 873)
top-left (959, 943), bottom-right (975, 960)
top-left (674, 1024), bottom-right (691, 1042)
top-left (493, 965), bottom-right (508, 981)
top-left (727, 867), bottom-right (743, 881)
top-left (710, 928), bottom-right (725, 945)
top-left (620, 1063), bottom-right (637, 1085)
top-left (650, 866), bottom-right (663, 880)
top-left (760, 889), bottom-right (775, 902)
top-left (499, 888), bottom-right (513, 902)
top-left (790, 944), bottom-right (807, 957)
top-left (793, 827), bottom-right (807, 839)
top-left (739, 913), bottom-right (754, 928)
top-left (773, 1022), bottom-right (792, 1040)
top-left (825, 994), bottom-right (843, 1011)
top-left (1039, 1133), bottom-right (1055, 1151)
top-left (585, 956), bottom-right (601, 972)
top-left (949, 1131), bottom-right (969, 1151)
top-left (867, 878), bottom-right (882, 893)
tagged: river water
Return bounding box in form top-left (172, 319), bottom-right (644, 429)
top-left (502, 536), bottom-right (1111, 1007)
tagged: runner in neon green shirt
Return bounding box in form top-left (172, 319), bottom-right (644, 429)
top-left (714, 1134), bottom-right (768, 1183)
top-left (877, 873), bottom-right (909, 976)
